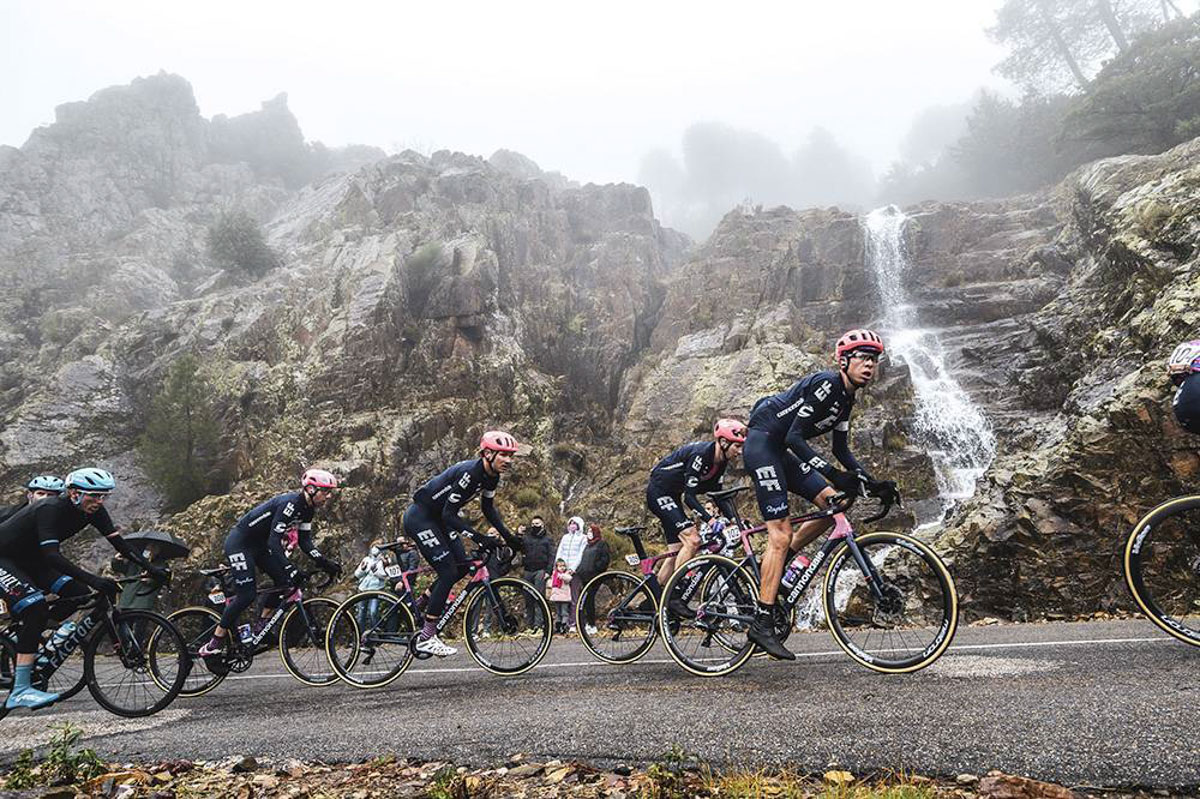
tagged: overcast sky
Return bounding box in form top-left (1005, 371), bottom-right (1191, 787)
top-left (5, 1), bottom-right (1023, 183)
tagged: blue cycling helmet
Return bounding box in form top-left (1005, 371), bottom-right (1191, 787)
top-left (65, 468), bottom-right (117, 493)
top-left (26, 475), bottom-right (64, 493)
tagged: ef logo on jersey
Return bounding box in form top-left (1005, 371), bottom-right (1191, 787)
top-left (754, 466), bottom-right (781, 493)
top-left (657, 496), bottom-right (679, 511)
top-left (229, 552), bottom-right (249, 571)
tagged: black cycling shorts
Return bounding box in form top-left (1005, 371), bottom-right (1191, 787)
top-left (645, 487), bottom-right (695, 545)
top-left (402, 503), bottom-right (468, 571)
top-left (742, 428), bottom-right (827, 521)
top-left (0, 556), bottom-right (75, 616)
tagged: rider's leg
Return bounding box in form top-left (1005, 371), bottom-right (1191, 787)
top-left (665, 527), bottom-right (701, 618)
top-left (206, 544), bottom-right (258, 651)
top-left (648, 490), bottom-right (692, 587)
top-left (402, 504), bottom-right (466, 655)
top-left (2, 573), bottom-right (59, 709)
top-left (788, 488), bottom-right (840, 552)
top-left (655, 542), bottom-right (682, 586)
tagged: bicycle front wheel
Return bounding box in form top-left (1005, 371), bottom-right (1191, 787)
top-left (463, 578), bottom-right (552, 675)
top-left (279, 598), bottom-right (340, 686)
top-left (326, 591), bottom-right (415, 688)
top-left (577, 571), bottom-right (657, 664)
top-left (85, 610), bottom-right (188, 717)
top-left (823, 532), bottom-right (958, 673)
top-left (659, 555), bottom-right (758, 677)
top-left (153, 606), bottom-right (226, 697)
top-left (1125, 495), bottom-right (1200, 646)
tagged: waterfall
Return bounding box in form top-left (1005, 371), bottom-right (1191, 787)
top-left (864, 206), bottom-right (996, 510)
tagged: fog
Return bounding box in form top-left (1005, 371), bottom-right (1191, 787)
top-left (3, 0), bottom-right (1195, 239)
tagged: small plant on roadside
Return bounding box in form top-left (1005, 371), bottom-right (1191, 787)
top-left (3, 723), bottom-right (106, 789)
top-left (645, 746), bottom-right (707, 799)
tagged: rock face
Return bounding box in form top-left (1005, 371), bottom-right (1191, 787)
top-left (1, 73), bottom-right (1198, 620)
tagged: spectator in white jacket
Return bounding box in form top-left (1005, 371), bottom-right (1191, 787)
top-left (555, 516), bottom-right (588, 632)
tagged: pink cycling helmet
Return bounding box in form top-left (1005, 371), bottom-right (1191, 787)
top-left (480, 430), bottom-right (520, 454)
top-left (301, 468), bottom-right (339, 490)
top-left (714, 418), bottom-right (747, 443)
top-left (836, 329), bottom-right (885, 359)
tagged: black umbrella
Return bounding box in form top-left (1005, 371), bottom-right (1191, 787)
top-left (120, 529), bottom-right (190, 560)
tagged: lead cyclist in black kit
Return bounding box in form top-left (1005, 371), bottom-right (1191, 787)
top-left (743, 329), bottom-right (899, 660)
top-left (403, 431), bottom-right (522, 657)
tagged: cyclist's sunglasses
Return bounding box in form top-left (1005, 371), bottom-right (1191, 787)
top-left (79, 491), bottom-right (111, 500)
top-left (849, 351), bottom-right (881, 363)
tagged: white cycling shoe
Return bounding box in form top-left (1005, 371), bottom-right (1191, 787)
top-left (414, 634), bottom-right (457, 657)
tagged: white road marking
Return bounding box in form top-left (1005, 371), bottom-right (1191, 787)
top-left (189, 634), bottom-right (1178, 683)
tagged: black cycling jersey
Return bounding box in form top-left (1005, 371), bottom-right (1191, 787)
top-left (1174, 372), bottom-right (1200, 434)
top-left (0, 495), bottom-right (134, 590)
top-left (647, 441), bottom-right (736, 521)
top-left (228, 491), bottom-right (322, 561)
top-left (412, 458), bottom-right (512, 541)
top-left (0, 500), bottom-right (28, 526)
top-left (748, 369), bottom-right (864, 477)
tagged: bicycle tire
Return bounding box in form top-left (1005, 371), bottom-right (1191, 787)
top-left (326, 590), bottom-right (415, 689)
top-left (152, 606), bottom-right (226, 697)
top-left (1124, 495), bottom-right (1200, 646)
top-left (84, 610), bottom-right (188, 717)
top-left (463, 577), bottom-right (552, 675)
top-left (576, 571), bottom-right (658, 664)
top-left (278, 597), bottom-right (341, 686)
top-left (658, 554), bottom-right (758, 677)
top-left (823, 531), bottom-right (958, 673)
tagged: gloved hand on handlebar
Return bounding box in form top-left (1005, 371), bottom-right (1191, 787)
top-left (83, 573), bottom-right (120, 601)
top-left (314, 556), bottom-right (342, 577)
top-left (828, 469), bottom-right (862, 496)
top-left (863, 476), bottom-right (901, 506)
top-left (144, 563), bottom-right (170, 582)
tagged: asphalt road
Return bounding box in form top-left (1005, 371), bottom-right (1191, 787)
top-left (3, 619), bottom-right (1197, 789)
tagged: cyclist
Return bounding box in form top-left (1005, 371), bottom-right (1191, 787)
top-left (0, 475), bottom-right (65, 525)
top-left (0, 468), bottom-right (164, 709)
top-left (1168, 340), bottom-right (1200, 433)
top-left (403, 431), bottom-right (521, 657)
top-left (646, 419), bottom-right (746, 618)
top-left (198, 469), bottom-right (343, 657)
top-left (742, 329), bottom-right (898, 660)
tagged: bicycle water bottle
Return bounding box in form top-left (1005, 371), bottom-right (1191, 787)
top-left (46, 620), bottom-right (76, 654)
top-left (237, 623), bottom-right (254, 643)
top-left (779, 554), bottom-right (812, 592)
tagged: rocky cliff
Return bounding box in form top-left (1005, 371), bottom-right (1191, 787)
top-left (1, 73), bottom-right (1198, 619)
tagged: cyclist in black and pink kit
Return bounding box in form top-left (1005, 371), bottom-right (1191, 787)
top-left (198, 469), bottom-right (342, 658)
top-left (646, 419), bottom-right (746, 618)
top-left (403, 431), bottom-right (521, 657)
top-left (1168, 340), bottom-right (1200, 433)
top-left (742, 329), bottom-right (898, 660)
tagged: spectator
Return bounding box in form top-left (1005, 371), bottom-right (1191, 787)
top-left (555, 516), bottom-right (588, 632)
top-left (576, 523), bottom-right (612, 635)
top-left (111, 541), bottom-right (172, 612)
top-left (548, 559), bottom-right (572, 634)
top-left (354, 541), bottom-right (389, 630)
top-left (520, 515), bottom-right (554, 626)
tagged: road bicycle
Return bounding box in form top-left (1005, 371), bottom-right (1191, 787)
top-left (1123, 494), bottom-right (1200, 646)
top-left (325, 534), bottom-right (552, 688)
top-left (575, 521), bottom-right (744, 664)
top-left (659, 485), bottom-right (958, 677)
top-left (149, 568), bottom-right (340, 696)
top-left (0, 573), bottom-right (188, 718)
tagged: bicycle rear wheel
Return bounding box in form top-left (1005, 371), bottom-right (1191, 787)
top-left (658, 555), bottom-right (757, 677)
top-left (577, 571), bottom-right (657, 664)
top-left (279, 598), bottom-right (340, 686)
top-left (463, 578), bottom-right (552, 675)
top-left (823, 532), bottom-right (958, 673)
top-left (326, 591), bottom-right (415, 688)
top-left (1125, 496), bottom-right (1200, 646)
top-left (85, 610), bottom-right (188, 717)
top-left (152, 607), bottom-right (226, 697)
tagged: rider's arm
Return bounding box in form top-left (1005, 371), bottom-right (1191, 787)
top-left (34, 506), bottom-right (113, 587)
top-left (480, 492), bottom-right (517, 546)
top-left (682, 461), bottom-right (712, 522)
top-left (831, 423), bottom-right (867, 475)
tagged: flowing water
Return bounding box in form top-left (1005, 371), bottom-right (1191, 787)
top-left (864, 205), bottom-right (996, 509)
